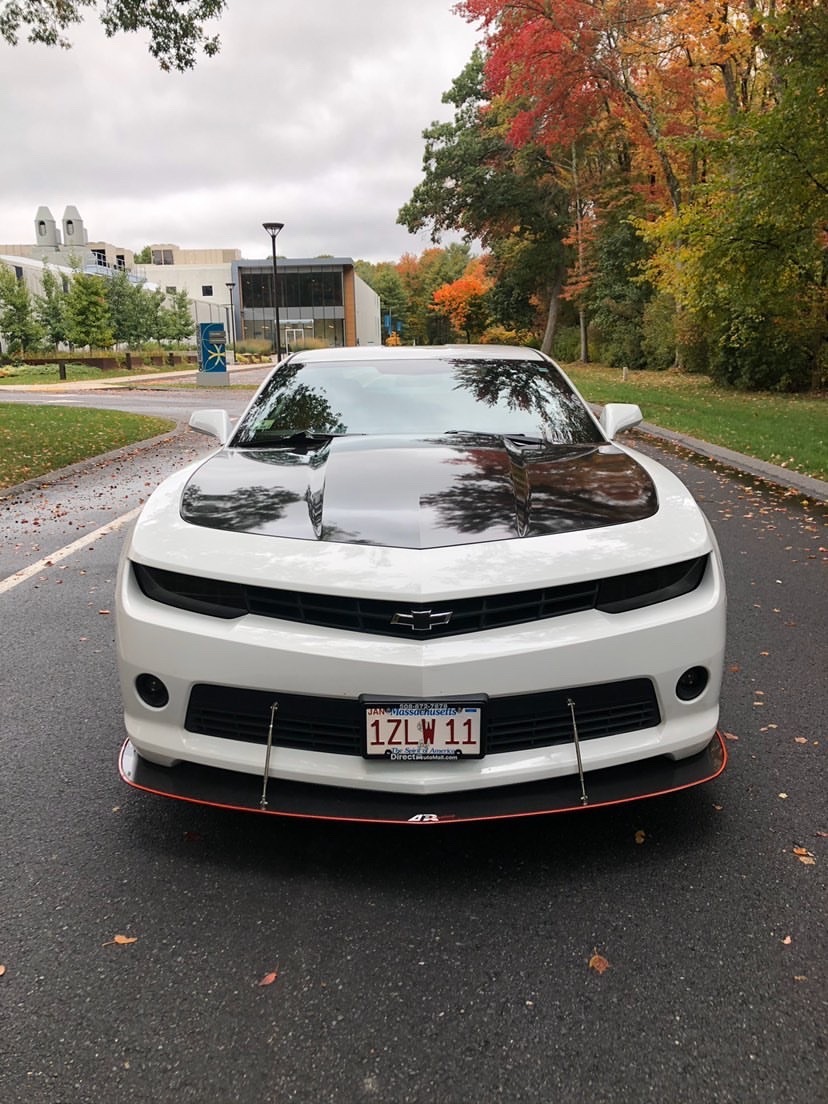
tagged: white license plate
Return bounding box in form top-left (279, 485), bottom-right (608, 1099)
top-left (364, 700), bottom-right (484, 761)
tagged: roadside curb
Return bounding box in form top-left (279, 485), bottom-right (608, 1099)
top-left (635, 421), bottom-right (827, 501)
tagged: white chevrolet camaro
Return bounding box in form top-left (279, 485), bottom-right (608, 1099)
top-left (116, 345), bottom-right (726, 823)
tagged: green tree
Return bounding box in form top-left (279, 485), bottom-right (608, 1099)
top-left (34, 264), bottom-right (67, 349)
top-left (138, 287), bottom-right (168, 345)
top-left (162, 288), bottom-right (195, 344)
top-left (107, 270), bottom-right (144, 346)
top-left (133, 246), bottom-right (152, 264)
top-left (65, 273), bottom-right (113, 349)
top-left (398, 50), bottom-right (571, 353)
top-left (0, 266), bottom-right (43, 352)
top-left (0, 0), bottom-right (225, 70)
top-left (355, 261), bottom-right (409, 342)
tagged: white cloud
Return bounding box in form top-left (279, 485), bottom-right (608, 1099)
top-left (0, 0), bottom-right (482, 262)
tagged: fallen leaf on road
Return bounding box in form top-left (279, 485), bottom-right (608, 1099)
top-left (794, 737), bottom-right (808, 744)
top-left (98, 609), bottom-right (111, 615)
top-left (713, 804), bottom-right (723, 811)
top-left (588, 951), bottom-right (610, 975)
top-left (259, 968), bottom-right (279, 986)
top-left (792, 847), bottom-right (816, 865)
top-left (781, 935), bottom-right (792, 945)
top-left (723, 731), bottom-right (738, 741)
top-left (794, 976), bottom-right (807, 982)
top-left (103, 934), bottom-right (138, 946)
top-left (0, 965), bottom-right (6, 977)
top-left (635, 830), bottom-right (646, 845)
top-left (778, 793), bottom-right (788, 799)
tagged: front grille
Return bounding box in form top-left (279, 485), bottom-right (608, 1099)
top-left (135, 555), bottom-right (708, 638)
top-left (185, 679), bottom-right (661, 757)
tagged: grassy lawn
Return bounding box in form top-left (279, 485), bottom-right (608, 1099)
top-left (0, 361), bottom-right (195, 386)
top-left (0, 405), bottom-right (175, 489)
top-left (564, 363), bottom-right (827, 481)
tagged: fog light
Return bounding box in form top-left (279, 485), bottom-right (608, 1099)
top-left (676, 666), bottom-right (708, 701)
top-left (136, 673), bottom-right (169, 708)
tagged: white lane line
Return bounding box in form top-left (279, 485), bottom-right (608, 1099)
top-left (0, 506), bottom-right (141, 596)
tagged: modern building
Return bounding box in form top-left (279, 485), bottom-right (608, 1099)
top-left (230, 257), bottom-right (381, 350)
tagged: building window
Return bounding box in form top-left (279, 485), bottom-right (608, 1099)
top-left (14, 266), bottom-right (23, 280)
top-left (166, 286), bottom-right (176, 294)
top-left (37, 221), bottom-right (47, 237)
top-left (116, 254), bottom-right (126, 270)
top-left (151, 249), bottom-right (174, 265)
top-left (201, 285), bottom-right (213, 297)
top-left (92, 248), bottom-right (106, 267)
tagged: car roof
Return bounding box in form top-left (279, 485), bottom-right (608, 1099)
top-left (287, 345), bottom-right (548, 363)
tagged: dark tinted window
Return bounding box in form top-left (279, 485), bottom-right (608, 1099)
top-left (232, 357), bottom-right (601, 445)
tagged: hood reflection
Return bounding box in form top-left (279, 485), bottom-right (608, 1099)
top-left (180, 437), bottom-right (657, 548)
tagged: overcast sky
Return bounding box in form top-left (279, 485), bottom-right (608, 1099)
top-left (0, 0), bottom-right (482, 264)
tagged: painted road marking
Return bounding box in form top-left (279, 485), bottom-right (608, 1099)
top-left (0, 507), bottom-right (141, 595)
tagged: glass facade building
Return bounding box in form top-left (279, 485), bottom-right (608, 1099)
top-left (235, 259), bottom-right (352, 351)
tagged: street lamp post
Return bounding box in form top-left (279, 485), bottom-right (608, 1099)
top-left (262, 222), bottom-right (284, 362)
top-left (225, 281), bottom-right (237, 360)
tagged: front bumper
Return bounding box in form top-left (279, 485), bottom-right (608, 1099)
top-left (119, 732), bottom-right (726, 825)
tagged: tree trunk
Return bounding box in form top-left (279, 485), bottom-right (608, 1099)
top-left (579, 309), bottom-right (590, 362)
top-left (540, 269), bottom-right (566, 356)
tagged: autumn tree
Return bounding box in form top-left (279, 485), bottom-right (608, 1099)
top-left (431, 264), bottom-right (492, 343)
top-left (458, 0), bottom-right (826, 388)
top-left (396, 245), bottom-right (474, 344)
top-left (638, 1), bottom-right (828, 389)
top-left (0, 0), bottom-right (225, 70)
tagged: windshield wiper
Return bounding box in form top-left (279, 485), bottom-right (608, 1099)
top-left (239, 430), bottom-right (344, 450)
top-left (444, 430), bottom-right (548, 447)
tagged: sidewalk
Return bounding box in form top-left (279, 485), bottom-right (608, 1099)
top-left (1, 360), bottom-right (275, 392)
top-left (2, 363), bottom-right (825, 501)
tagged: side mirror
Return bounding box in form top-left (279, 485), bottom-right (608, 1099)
top-left (189, 409), bottom-right (232, 444)
top-left (600, 402), bottom-right (643, 440)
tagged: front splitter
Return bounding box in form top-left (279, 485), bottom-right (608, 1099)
top-left (119, 733), bottom-right (726, 825)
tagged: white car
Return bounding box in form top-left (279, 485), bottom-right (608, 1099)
top-left (116, 345), bottom-right (726, 823)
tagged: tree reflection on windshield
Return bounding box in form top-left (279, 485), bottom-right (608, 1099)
top-left (231, 355), bottom-right (601, 445)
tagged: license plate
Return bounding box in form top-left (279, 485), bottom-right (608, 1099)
top-left (362, 698), bottom-right (485, 761)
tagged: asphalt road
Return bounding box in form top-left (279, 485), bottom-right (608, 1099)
top-left (0, 388), bottom-right (825, 1104)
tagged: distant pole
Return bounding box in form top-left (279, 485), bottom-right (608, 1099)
top-left (262, 222), bottom-right (284, 361)
top-left (225, 281), bottom-right (237, 359)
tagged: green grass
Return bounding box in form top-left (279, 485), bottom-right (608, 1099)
top-left (564, 363), bottom-right (827, 481)
top-left (0, 361), bottom-right (195, 386)
top-left (0, 405), bottom-right (175, 489)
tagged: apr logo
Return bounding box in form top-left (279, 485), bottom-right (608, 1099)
top-left (407, 813), bottom-right (440, 823)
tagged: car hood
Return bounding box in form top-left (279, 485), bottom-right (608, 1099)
top-left (178, 435), bottom-right (658, 550)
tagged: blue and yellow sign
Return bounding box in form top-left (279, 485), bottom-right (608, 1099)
top-left (199, 322), bottom-right (227, 373)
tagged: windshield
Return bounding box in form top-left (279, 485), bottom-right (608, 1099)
top-left (231, 356), bottom-right (603, 447)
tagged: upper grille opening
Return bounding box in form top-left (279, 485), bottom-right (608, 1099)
top-left (133, 555), bottom-right (708, 639)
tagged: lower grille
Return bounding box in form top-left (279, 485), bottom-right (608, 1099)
top-left (185, 679), bottom-right (660, 756)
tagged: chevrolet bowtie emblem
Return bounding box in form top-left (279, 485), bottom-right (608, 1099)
top-left (391, 609), bottom-right (454, 631)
